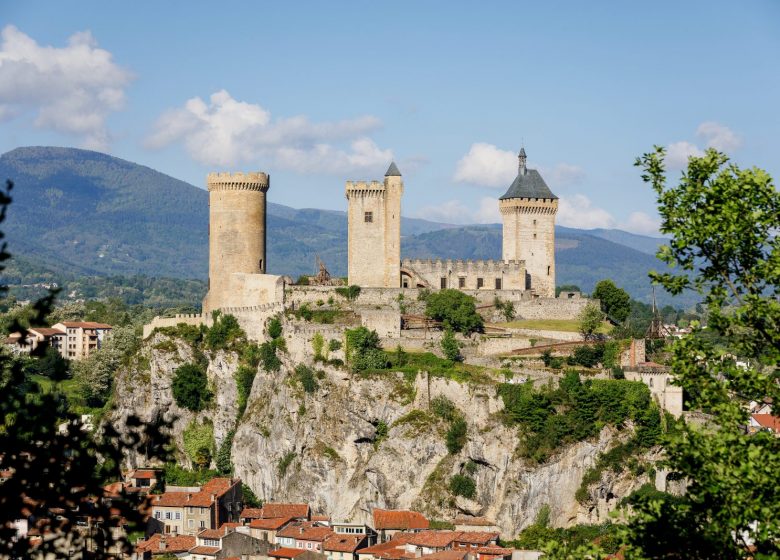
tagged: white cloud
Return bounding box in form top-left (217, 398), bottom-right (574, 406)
top-left (415, 199), bottom-right (473, 224)
top-left (618, 211), bottom-right (661, 236)
top-left (666, 122), bottom-right (742, 170)
top-left (453, 143), bottom-right (516, 187)
top-left (557, 194), bottom-right (616, 230)
top-left (696, 121), bottom-right (741, 152)
top-left (0, 25), bottom-right (132, 151)
top-left (146, 89), bottom-right (391, 174)
top-left (666, 141), bottom-right (704, 170)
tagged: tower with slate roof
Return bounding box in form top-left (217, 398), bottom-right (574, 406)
top-left (345, 162), bottom-right (404, 287)
top-left (499, 148), bottom-right (559, 297)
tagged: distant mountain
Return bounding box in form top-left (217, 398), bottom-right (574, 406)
top-left (0, 146), bottom-right (693, 306)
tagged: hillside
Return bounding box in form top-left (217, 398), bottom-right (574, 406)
top-left (0, 146), bottom-right (690, 305)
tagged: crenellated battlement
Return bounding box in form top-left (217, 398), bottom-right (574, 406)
top-left (207, 171), bottom-right (270, 191)
top-left (402, 258), bottom-right (525, 273)
top-left (345, 180), bottom-right (385, 192)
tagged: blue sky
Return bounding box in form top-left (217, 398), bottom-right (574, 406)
top-left (1, 1), bottom-right (778, 234)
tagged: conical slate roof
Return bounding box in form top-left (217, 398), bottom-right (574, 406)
top-left (499, 168), bottom-right (557, 200)
top-left (385, 161), bottom-right (402, 177)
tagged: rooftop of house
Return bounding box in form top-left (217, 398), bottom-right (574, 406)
top-left (130, 469), bottom-right (158, 479)
top-left (55, 321), bottom-right (113, 329)
top-left (261, 502), bottom-right (311, 519)
top-left (408, 531), bottom-right (461, 548)
top-left (357, 533), bottom-right (417, 556)
top-left (198, 522), bottom-right (241, 539)
top-left (453, 516), bottom-right (497, 527)
top-left (189, 545), bottom-right (221, 555)
top-left (277, 521), bottom-right (333, 542)
top-left (135, 533), bottom-right (196, 554)
top-left (373, 509), bottom-right (429, 531)
top-left (271, 547), bottom-right (309, 559)
top-left (454, 532), bottom-right (500, 545)
top-left (249, 516), bottom-right (295, 530)
top-left (29, 327), bottom-right (66, 336)
top-left (324, 534), bottom-right (366, 553)
top-left (752, 413), bottom-right (780, 432)
top-left (476, 546), bottom-right (515, 555)
top-left (420, 551), bottom-right (470, 560)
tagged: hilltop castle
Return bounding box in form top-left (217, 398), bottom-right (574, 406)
top-left (345, 148), bottom-right (558, 297)
top-left (145, 147), bottom-right (579, 339)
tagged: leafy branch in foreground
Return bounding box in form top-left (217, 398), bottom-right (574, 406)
top-left (548, 148), bottom-right (780, 559)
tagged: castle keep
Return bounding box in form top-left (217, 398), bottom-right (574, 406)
top-left (346, 148), bottom-right (558, 297)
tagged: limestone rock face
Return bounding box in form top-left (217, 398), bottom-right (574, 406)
top-left (112, 333), bottom-right (650, 537)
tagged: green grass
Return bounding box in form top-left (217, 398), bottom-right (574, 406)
top-left (495, 318), bottom-right (611, 334)
top-left (363, 351), bottom-right (496, 385)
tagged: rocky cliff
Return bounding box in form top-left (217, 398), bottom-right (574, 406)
top-left (112, 327), bottom-right (653, 537)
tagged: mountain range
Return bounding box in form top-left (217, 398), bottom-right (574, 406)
top-left (0, 146), bottom-right (689, 306)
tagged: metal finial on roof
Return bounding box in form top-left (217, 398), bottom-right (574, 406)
top-left (385, 161), bottom-right (402, 177)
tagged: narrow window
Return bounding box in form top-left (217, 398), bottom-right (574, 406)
top-left (259, 258), bottom-right (264, 271)
top-left (495, 278), bottom-right (502, 290)
top-left (547, 265), bottom-right (551, 276)
top-left (364, 211), bottom-right (373, 223)
top-left (440, 277), bottom-right (447, 289)
top-left (533, 233), bottom-right (537, 239)
top-left (533, 219), bottom-right (537, 225)
top-left (458, 277), bottom-right (466, 288)
top-left (477, 278), bottom-right (484, 289)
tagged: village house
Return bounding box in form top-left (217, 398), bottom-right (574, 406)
top-left (324, 533), bottom-right (371, 560)
top-left (150, 478), bottom-right (242, 535)
top-left (135, 533), bottom-right (196, 559)
top-left (748, 413), bottom-right (780, 436)
top-left (372, 510), bottom-right (429, 543)
top-left (272, 548), bottom-right (328, 560)
top-left (356, 533), bottom-right (418, 560)
top-left (3, 327), bottom-right (67, 355)
top-left (188, 523), bottom-right (271, 560)
top-left (249, 516), bottom-right (294, 543)
top-left (452, 517), bottom-right (501, 534)
top-left (126, 468), bottom-right (161, 493)
top-left (404, 531), bottom-right (462, 556)
top-left (51, 321), bottom-right (112, 359)
top-left (277, 520), bottom-right (333, 552)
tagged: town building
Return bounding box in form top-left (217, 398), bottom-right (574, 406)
top-left (150, 478), bottom-right (242, 535)
top-left (249, 516), bottom-right (295, 543)
top-left (51, 321), bottom-right (112, 359)
top-left (372, 510), bottom-right (429, 543)
top-left (277, 520), bottom-right (333, 552)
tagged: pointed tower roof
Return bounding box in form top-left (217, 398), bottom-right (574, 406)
top-left (499, 148), bottom-right (557, 200)
top-left (385, 162), bottom-right (402, 177)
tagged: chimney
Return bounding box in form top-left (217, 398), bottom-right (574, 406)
top-left (159, 540), bottom-right (166, 551)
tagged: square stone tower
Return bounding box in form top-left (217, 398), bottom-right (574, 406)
top-left (499, 149), bottom-right (558, 297)
top-left (345, 163), bottom-right (403, 287)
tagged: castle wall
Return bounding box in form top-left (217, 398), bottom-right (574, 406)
top-left (142, 314), bottom-right (212, 339)
top-left (401, 258), bottom-right (526, 291)
top-left (515, 297), bottom-right (591, 320)
top-left (624, 367), bottom-right (683, 418)
top-left (360, 309), bottom-right (401, 338)
top-left (204, 172), bottom-right (270, 313)
top-left (500, 197), bottom-right (557, 297)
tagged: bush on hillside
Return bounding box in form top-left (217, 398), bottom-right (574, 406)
top-left (425, 289), bottom-right (484, 335)
top-left (172, 363), bottom-right (212, 411)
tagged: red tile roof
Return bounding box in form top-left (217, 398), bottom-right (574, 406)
top-left (271, 547), bottom-right (309, 558)
top-left (454, 532), bottom-right (499, 545)
top-left (277, 521), bottom-right (333, 542)
top-left (29, 327), bottom-right (65, 336)
top-left (409, 531), bottom-right (460, 548)
top-left (357, 533), bottom-right (417, 556)
top-left (262, 503), bottom-right (311, 519)
top-left (324, 534), bottom-right (366, 553)
top-left (421, 551), bottom-right (469, 560)
top-left (453, 517), bottom-right (497, 527)
top-left (241, 507), bottom-right (265, 519)
top-left (131, 469), bottom-right (158, 479)
top-left (249, 516), bottom-right (294, 530)
top-left (373, 509), bottom-right (429, 531)
top-left (136, 533), bottom-right (195, 553)
top-left (58, 321), bottom-right (113, 329)
top-left (752, 414), bottom-right (780, 432)
top-left (476, 547), bottom-right (514, 555)
top-left (189, 545), bottom-right (220, 555)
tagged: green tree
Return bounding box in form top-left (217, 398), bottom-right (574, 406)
top-left (592, 279), bottom-right (632, 323)
top-left (550, 148), bottom-right (780, 558)
top-left (425, 289), bottom-right (484, 335)
top-left (445, 416), bottom-right (468, 454)
top-left (172, 363), bottom-right (212, 411)
top-left (449, 474), bottom-right (476, 499)
top-left (577, 303), bottom-right (603, 341)
top-left (72, 324), bottom-right (138, 407)
top-left (440, 328), bottom-right (462, 362)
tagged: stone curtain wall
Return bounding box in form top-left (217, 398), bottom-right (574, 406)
top-left (401, 258), bottom-right (526, 291)
top-left (515, 297), bottom-right (592, 320)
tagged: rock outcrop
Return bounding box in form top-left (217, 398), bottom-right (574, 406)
top-left (112, 329), bottom-right (652, 537)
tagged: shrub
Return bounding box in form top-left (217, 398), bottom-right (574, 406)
top-left (259, 341), bottom-right (281, 372)
top-left (374, 420), bottom-right (389, 448)
top-left (296, 275), bottom-right (310, 285)
top-left (235, 365), bottom-right (256, 416)
top-left (172, 363), bottom-right (211, 411)
top-left (328, 339), bottom-right (342, 352)
top-left (278, 452), bottom-right (296, 476)
top-left (445, 417), bottom-right (468, 454)
top-left (242, 483), bottom-right (262, 507)
top-left (206, 311), bottom-right (244, 350)
top-left (312, 332), bottom-right (325, 360)
top-left (183, 419), bottom-right (214, 468)
top-left (567, 344), bottom-right (604, 368)
top-left (431, 395), bottom-right (457, 422)
top-left (294, 364), bottom-right (319, 394)
top-left (440, 329), bottom-right (462, 362)
top-left (267, 316), bottom-right (283, 340)
top-left (425, 289), bottom-right (484, 335)
top-left (216, 428), bottom-right (235, 475)
top-left (345, 327), bottom-right (386, 371)
top-left (449, 474), bottom-right (476, 499)
top-left (541, 349), bottom-right (553, 367)
top-left (335, 285), bottom-right (361, 301)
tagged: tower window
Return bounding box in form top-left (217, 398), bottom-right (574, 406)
top-left (259, 258), bottom-right (264, 271)
top-left (495, 278), bottom-right (502, 290)
top-left (547, 265), bottom-right (551, 276)
top-left (440, 277), bottom-right (447, 289)
top-left (458, 277), bottom-right (466, 289)
top-left (364, 211), bottom-right (373, 223)
top-left (533, 233), bottom-right (537, 239)
top-left (533, 219), bottom-right (537, 225)
top-left (477, 278), bottom-right (484, 289)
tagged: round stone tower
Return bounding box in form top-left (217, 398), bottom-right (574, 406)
top-left (499, 148), bottom-right (558, 297)
top-left (203, 171), bottom-right (270, 313)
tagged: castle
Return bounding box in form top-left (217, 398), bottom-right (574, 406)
top-left (144, 147), bottom-right (580, 339)
top-left (345, 148), bottom-right (558, 296)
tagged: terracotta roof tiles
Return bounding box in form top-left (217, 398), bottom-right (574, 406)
top-left (189, 545), bottom-right (220, 555)
top-left (277, 521), bottom-right (333, 542)
top-left (249, 516), bottom-right (294, 530)
top-left (455, 532), bottom-right (499, 545)
top-left (135, 533), bottom-right (195, 553)
top-left (262, 503), bottom-right (311, 519)
top-left (271, 547), bottom-right (309, 558)
top-left (408, 531), bottom-right (460, 548)
top-left (324, 534), bottom-right (366, 553)
top-left (373, 509), bottom-right (429, 531)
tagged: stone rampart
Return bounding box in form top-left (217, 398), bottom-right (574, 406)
top-left (401, 258), bottom-right (526, 291)
top-left (142, 314), bottom-right (209, 339)
top-left (515, 297), bottom-right (593, 320)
